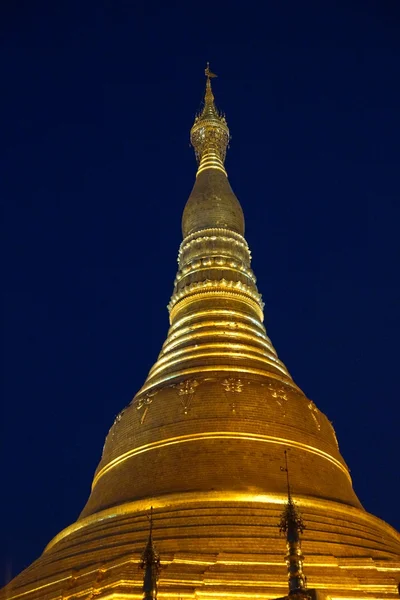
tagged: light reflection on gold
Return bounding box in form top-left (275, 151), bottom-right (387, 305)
top-left (159, 330), bottom-right (279, 357)
top-left (169, 291), bottom-right (264, 324)
top-left (168, 319), bottom-right (269, 341)
top-left (94, 430), bottom-right (350, 491)
top-left (168, 309), bottom-right (265, 333)
top-left (150, 344), bottom-right (283, 374)
top-left (147, 349), bottom-right (289, 381)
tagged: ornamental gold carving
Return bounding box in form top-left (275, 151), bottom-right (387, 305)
top-left (136, 390), bottom-right (158, 425)
top-left (175, 379), bottom-right (199, 414)
top-left (267, 382), bottom-right (288, 411)
top-left (190, 76), bottom-right (229, 166)
top-left (174, 255), bottom-right (255, 284)
top-left (179, 228), bottom-right (250, 256)
top-left (168, 278), bottom-right (264, 312)
top-left (222, 377), bottom-right (244, 393)
top-left (136, 391), bottom-right (158, 411)
top-left (222, 377), bottom-right (244, 413)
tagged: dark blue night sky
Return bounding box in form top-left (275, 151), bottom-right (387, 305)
top-left (1, 0), bottom-right (400, 586)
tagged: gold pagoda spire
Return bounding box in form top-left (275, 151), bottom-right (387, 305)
top-left (3, 68), bottom-right (400, 600)
top-left (140, 507), bottom-right (160, 600)
top-left (78, 67), bottom-right (361, 525)
top-left (190, 63), bottom-right (230, 177)
top-left (279, 451), bottom-right (308, 597)
top-left (134, 67), bottom-right (292, 399)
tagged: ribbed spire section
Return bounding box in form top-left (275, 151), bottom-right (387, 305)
top-left (138, 221), bottom-right (295, 398)
top-left (139, 66), bottom-right (293, 398)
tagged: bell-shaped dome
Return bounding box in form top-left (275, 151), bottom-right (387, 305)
top-left (182, 168), bottom-right (244, 236)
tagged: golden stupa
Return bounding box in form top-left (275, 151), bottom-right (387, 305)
top-left (2, 68), bottom-right (400, 600)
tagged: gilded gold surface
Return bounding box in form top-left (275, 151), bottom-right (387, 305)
top-left (183, 68), bottom-right (244, 237)
top-left (2, 71), bottom-right (399, 600)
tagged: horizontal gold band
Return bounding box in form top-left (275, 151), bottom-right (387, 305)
top-left (151, 341), bottom-right (283, 375)
top-left (197, 164), bottom-right (227, 176)
top-left (45, 490), bottom-right (400, 554)
top-left (179, 232), bottom-right (250, 268)
top-left (165, 320), bottom-right (272, 350)
top-left (147, 349), bottom-right (289, 381)
top-left (175, 265), bottom-right (257, 285)
top-left (196, 151), bottom-right (226, 176)
top-left (168, 280), bottom-right (263, 314)
top-left (91, 430), bottom-right (351, 491)
top-left (169, 291), bottom-right (264, 324)
top-left (159, 328), bottom-right (281, 361)
top-left (168, 309), bottom-right (266, 336)
top-left (11, 580), bottom-right (399, 600)
top-left (180, 227), bottom-right (248, 249)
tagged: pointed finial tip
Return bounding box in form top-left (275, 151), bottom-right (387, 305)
top-left (205, 62), bottom-right (217, 79)
top-left (190, 62), bottom-right (230, 172)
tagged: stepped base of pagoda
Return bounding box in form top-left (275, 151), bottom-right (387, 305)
top-left (2, 492), bottom-right (400, 600)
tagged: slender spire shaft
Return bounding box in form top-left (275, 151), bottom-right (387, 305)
top-left (279, 451), bottom-right (308, 596)
top-left (140, 507), bottom-right (160, 600)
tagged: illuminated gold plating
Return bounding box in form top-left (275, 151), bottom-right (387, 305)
top-left (2, 67), bottom-right (400, 600)
top-left (140, 221), bottom-right (290, 397)
top-left (190, 65), bottom-right (229, 177)
top-left (45, 491), bottom-right (400, 554)
top-left (91, 431), bottom-right (352, 491)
